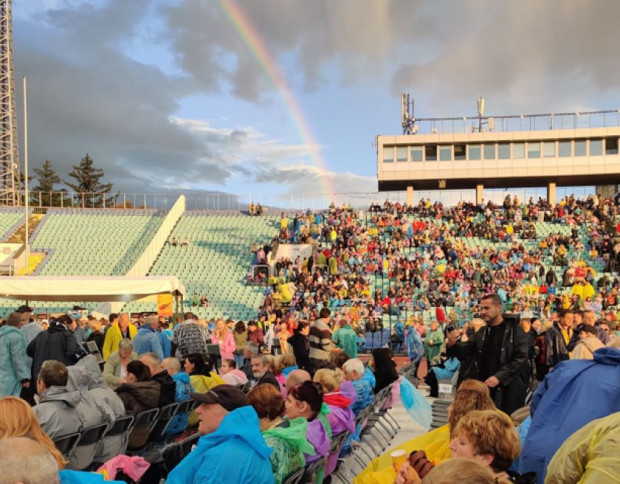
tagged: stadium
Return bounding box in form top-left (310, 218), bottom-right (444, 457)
top-left (0, 2), bottom-right (619, 484)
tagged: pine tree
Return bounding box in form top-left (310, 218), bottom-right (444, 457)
top-left (31, 160), bottom-right (70, 207)
top-left (65, 154), bottom-right (116, 208)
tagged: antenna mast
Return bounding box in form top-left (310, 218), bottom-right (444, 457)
top-left (0, 0), bottom-right (18, 206)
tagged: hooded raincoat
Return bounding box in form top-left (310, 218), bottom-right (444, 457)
top-left (263, 417), bottom-right (314, 484)
top-left (68, 356), bottom-right (126, 463)
top-left (519, 347), bottom-right (620, 483)
top-left (0, 325), bottom-right (30, 397)
top-left (166, 405), bottom-right (274, 484)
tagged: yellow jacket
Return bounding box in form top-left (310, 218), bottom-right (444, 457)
top-left (102, 322), bottom-right (137, 360)
top-left (546, 412), bottom-right (620, 484)
top-left (354, 424), bottom-right (451, 484)
top-left (187, 372), bottom-right (227, 426)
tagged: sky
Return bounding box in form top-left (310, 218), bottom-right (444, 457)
top-left (12, 0), bottom-right (620, 205)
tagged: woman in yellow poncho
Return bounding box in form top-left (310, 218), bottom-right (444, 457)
top-left (184, 353), bottom-right (226, 426)
top-left (354, 380), bottom-right (495, 484)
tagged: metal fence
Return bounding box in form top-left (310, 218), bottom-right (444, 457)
top-left (16, 186), bottom-right (598, 213)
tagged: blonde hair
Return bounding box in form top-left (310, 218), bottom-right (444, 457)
top-left (89, 319), bottom-right (102, 332)
top-left (214, 319), bottom-right (228, 340)
top-left (453, 410), bottom-right (520, 472)
top-left (449, 379), bottom-right (495, 437)
top-left (277, 353), bottom-right (297, 373)
top-left (313, 368), bottom-right (345, 393)
top-left (0, 397), bottom-right (66, 469)
top-left (423, 457), bottom-right (494, 484)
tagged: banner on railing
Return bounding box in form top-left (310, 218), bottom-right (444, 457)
top-left (273, 244), bottom-right (313, 264)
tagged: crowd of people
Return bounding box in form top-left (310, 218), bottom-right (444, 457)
top-left (0, 193), bottom-right (620, 483)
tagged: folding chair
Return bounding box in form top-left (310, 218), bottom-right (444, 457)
top-left (53, 432), bottom-right (81, 461)
top-left (69, 422), bottom-right (109, 470)
top-left (126, 408), bottom-right (160, 453)
top-left (149, 402), bottom-right (180, 444)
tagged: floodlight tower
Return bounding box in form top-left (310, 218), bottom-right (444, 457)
top-left (0, 0), bottom-right (18, 206)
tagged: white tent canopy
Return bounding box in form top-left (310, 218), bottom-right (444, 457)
top-left (0, 276), bottom-right (185, 302)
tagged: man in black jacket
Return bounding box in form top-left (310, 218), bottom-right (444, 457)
top-left (250, 354), bottom-right (280, 391)
top-left (446, 293), bottom-right (530, 414)
top-left (139, 352), bottom-right (176, 407)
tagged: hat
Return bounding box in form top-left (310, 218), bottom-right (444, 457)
top-left (576, 324), bottom-right (596, 336)
top-left (16, 305), bottom-right (33, 313)
top-left (191, 385), bottom-right (249, 411)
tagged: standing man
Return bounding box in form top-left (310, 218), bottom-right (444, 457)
top-left (102, 313), bottom-right (137, 360)
top-left (332, 317), bottom-right (358, 358)
top-left (545, 309), bottom-right (573, 369)
top-left (133, 315), bottom-right (164, 361)
top-left (446, 293), bottom-right (530, 414)
top-left (0, 312), bottom-right (30, 397)
top-left (172, 312), bottom-right (208, 360)
top-left (309, 308), bottom-right (337, 369)
top-left (18, 305), bottom-right (40, 344)
top-left (424, 320), bottom-right (444, 364)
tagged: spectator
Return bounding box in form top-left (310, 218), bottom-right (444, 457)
top-left (446, 294), bottom-right (530, 414)
top-left (519, 344), bottom-right (620, 482)
top-left (185, 353), bottom-right (226, 394)
top-left (27, 315), bottom-right (83, 385)
top-left (166, 385), bottom-right (274, 483)
top-left (67, 356), bottom-right (126, 463)
top-left (73, 317), bottom-right (89, 346)
top-left (571, 323), bottom-right (604, 360)
top-left (248, 384), bottom-right (313, 484)
top-left (161, 357), bottom-right (193, 436)
top-left (546, 412), bottom-right (620, 483)
top-left (0, 437), bottom-right (60, 484)
top-left (371, 347), bottom-right (398, 394)
top-left (220, 358), bottom-right (249, 386)
top-left (247, 320), bottom-right (265, 350)
top-left (241, 341), bottom-right (260, 380)
top-left (332, 317), bottom-right (358, 358)
top-left (0, 396), bottom-right (66, 469)
top-left (133, 315), bottom-right (164, 361)
top-left (102, 312), bottom-right (137, 360)
top-left (18, 305), bottom-right (40, 344)
top-left (425, 354), bottom-right (460, 398)
top-left (285, 380), bottom-right (331, 464)
top-left (114, 360), bottom-right (160, 415)
top-left (139, 352), bottom-right (176, 407)
top-left (284, 369), bottom-right (312, 395)
top-left (424, 320), bottom-right (444, 363)
top-left (34, 360), bottom-right (103, 460)
top-left (287, 321), bottom-right (312, 374)
top-left (212, 319), bottom-right (236, 360)
top-left (397, 458), bottom-right (495, 484)
top-left (545, 309), bottom-right (573, 368)
top-left (103, 338), bottom-right (138, 390)
top-left (342, 358), bottom-right (374, 416)
top-left (313, 368), bottom-right (355, 436)
top-left (0, 312), bottom-right (30, 398)
top-left (250, 354), bottom-right (280, 391)
top-left (86, 319), bottom-right (105, 354)
top-left (309, 308), bottom-right (335, 368)
top-left (233, 321), bottom-right (248, 369)
top-left (172, 312), bottom-right (208, 361)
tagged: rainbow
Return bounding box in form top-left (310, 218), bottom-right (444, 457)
top-left (219, 0), bottom-right (336, 201)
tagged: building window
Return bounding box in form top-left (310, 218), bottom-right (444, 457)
top-left (483, 143), bottom-right (496, 160)
top-left (543, 141), bottom-right (556, 158)
top-left (397, 146), bottom-right (408, 162)
top-left (454, 144), bottom-right (466, 161)
top-left (528, 142), bottom-right (541, 159)
top-left (590, 139), bottom-right (603, 156)
top-left (558, 140), bottom-right (571, 157)
top-left (605, 138), bottom-right (619, 155)
top-left (410, 146), bottom-right (423, 162)
top-left (498, 143), bottom-right (510, 160)
top-left (383, 147), bottom-right (394, 163)
top-left (468, 144), bottom-right (481, 160)
top-left (574, 140), bottom-right (587, 156)
top-left (439, 146), bottom-right (452, 161)
top-left (425, 145), bottom-right (437, 161)
top-left (513, 143), bottom-right (525, 159)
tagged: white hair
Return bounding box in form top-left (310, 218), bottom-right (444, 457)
top-left (342, 358), bottom-right (365, 376)
top-left (0, 437), bottom-right (59, 484)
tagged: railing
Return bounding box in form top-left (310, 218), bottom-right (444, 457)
top-left (14, 186), bottom-right (599, 213)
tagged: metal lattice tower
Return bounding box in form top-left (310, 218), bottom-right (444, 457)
top-left (0, 0), bottom-right (18, 206)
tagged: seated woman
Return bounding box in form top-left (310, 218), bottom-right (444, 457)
top-left (313, 368), bottom-right (356, 436)
top-left (275, 353), bottom-right (299, 397)
top-left (371, 348), bottom-right (399, 394)
top-left (247, 384), bottom-right (314, 484)
top-left (0, 396), bottom-right (66, 470)
top-left (355, 380), bottom-right (495, 484)
top-left (114, 360), bottom-right (160, 415)
top-left (285, 381), bottom-right (332, 464)
top-left (396, 410), bottom-right (521, 484)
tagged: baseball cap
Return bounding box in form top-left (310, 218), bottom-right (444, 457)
top-left (16, 305), bottom-right (33, 313)
top-left (191, 385), bottom-right (249, 411)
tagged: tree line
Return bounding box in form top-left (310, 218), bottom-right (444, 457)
top-left (22, 154), bottom-right (116, 208)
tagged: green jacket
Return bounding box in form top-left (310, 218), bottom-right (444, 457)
top-left (263, 418), bottom-right (315, 484)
